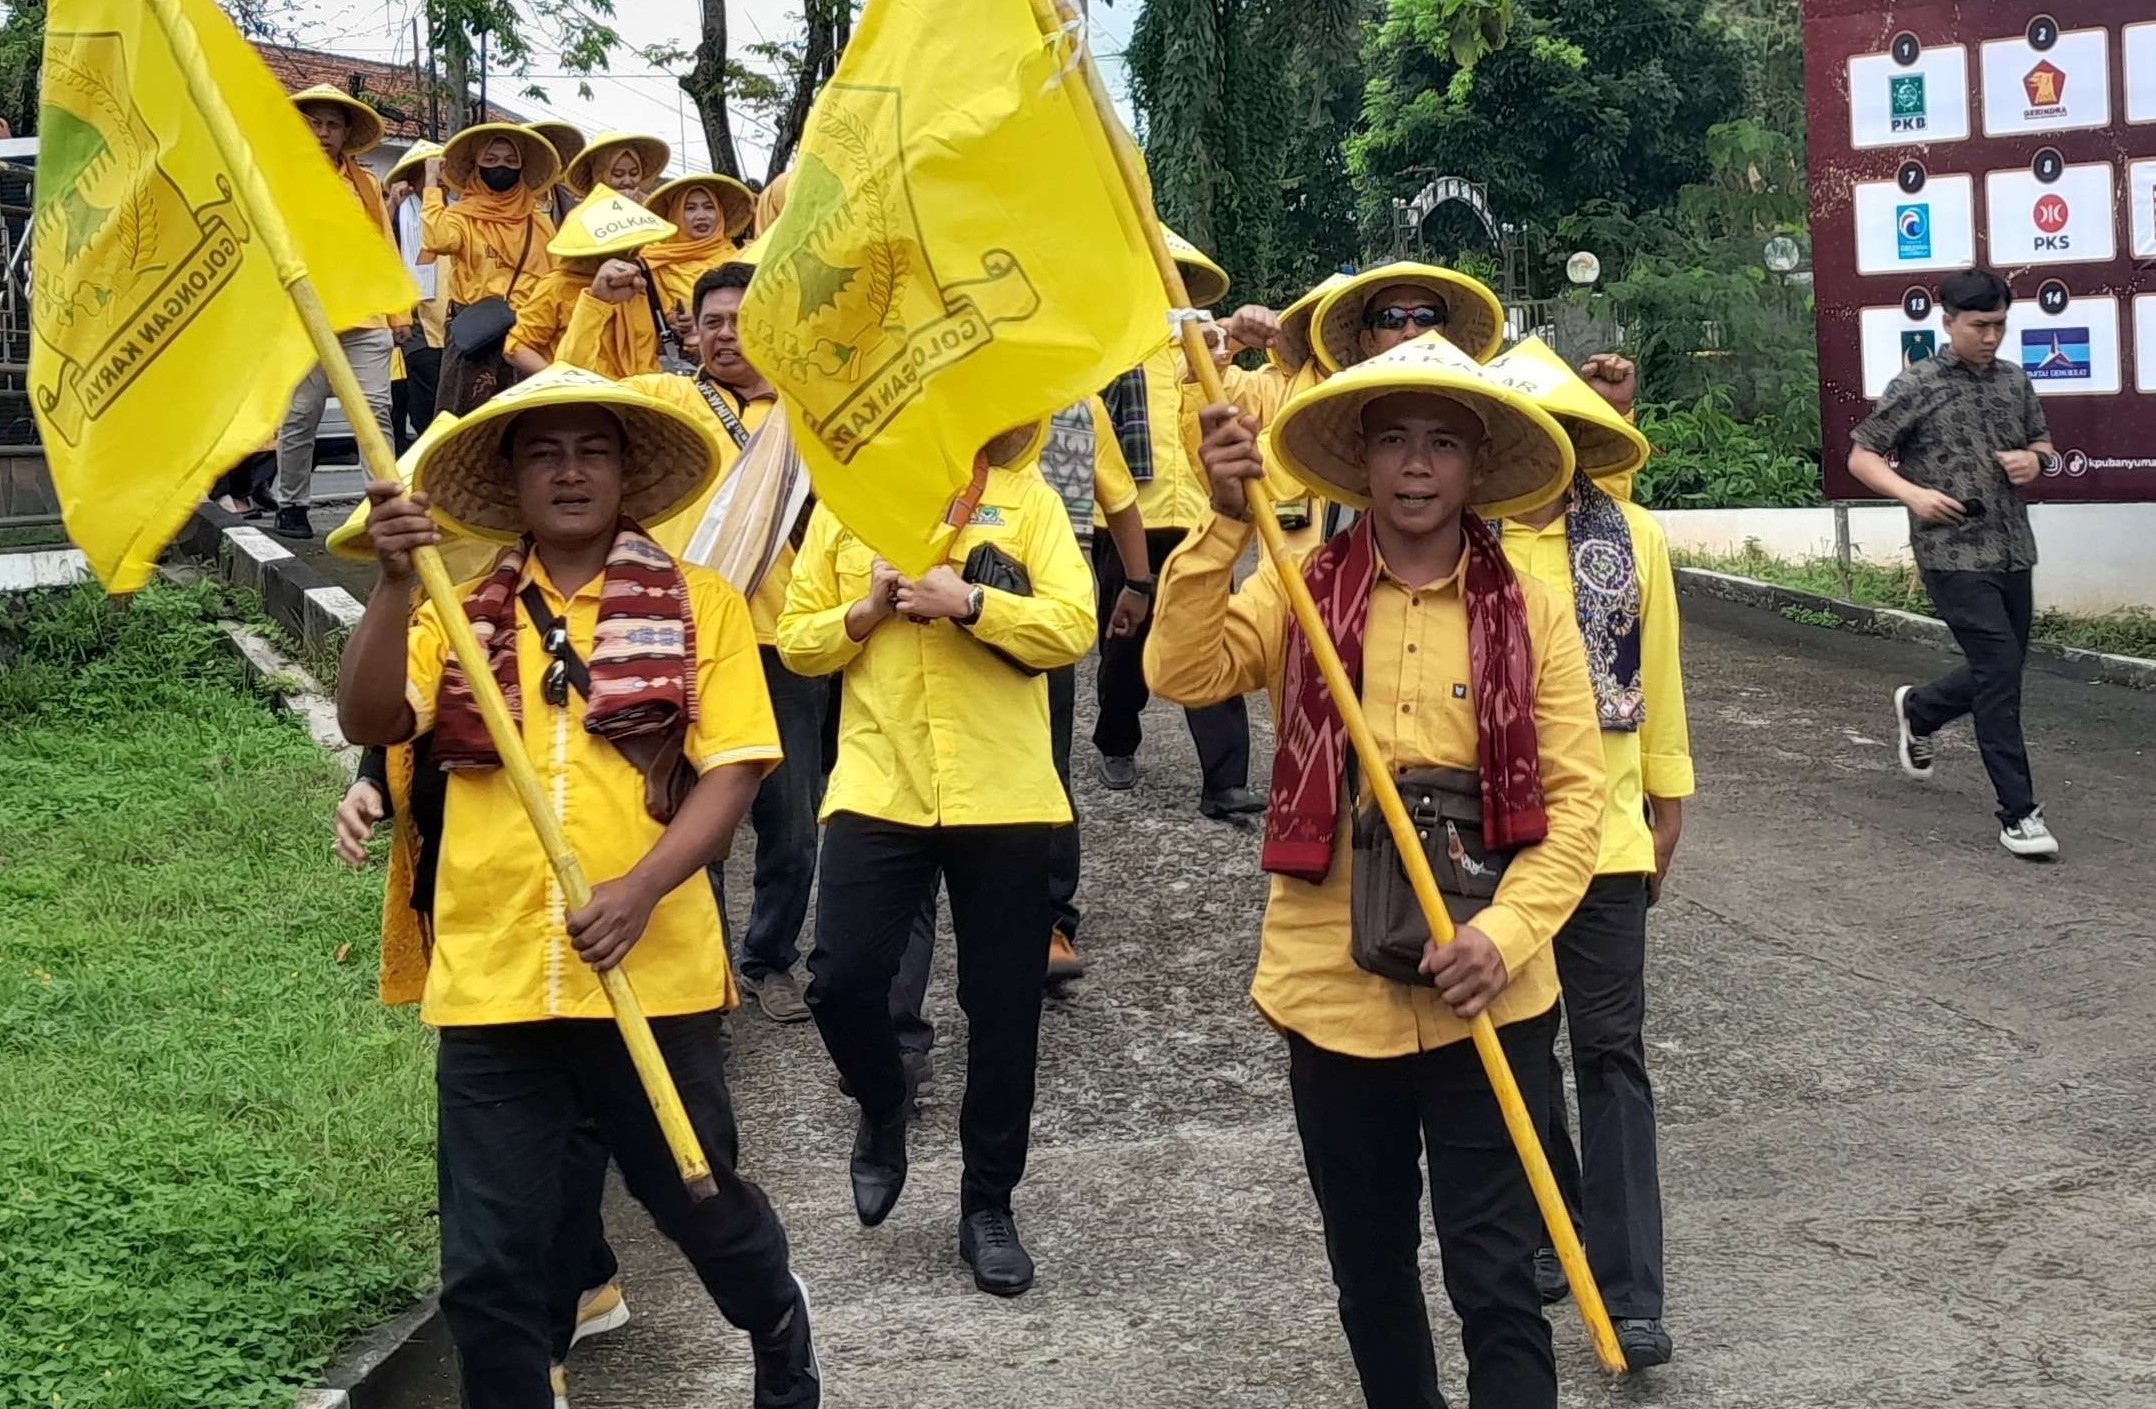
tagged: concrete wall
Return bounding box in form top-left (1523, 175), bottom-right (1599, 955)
top-left (1652, 504), bottom-right (2156, 614)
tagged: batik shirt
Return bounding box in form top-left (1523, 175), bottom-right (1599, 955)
top-left (1852, 350), bottom-right (2048, 573)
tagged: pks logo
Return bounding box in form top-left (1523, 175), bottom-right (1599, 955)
top-left (2033, 193), bottom-right (2071, 251)
top-left (1896, 204), bottom-right (1932, 260)
top-left (1890, 74), bottom-right (1928, 133)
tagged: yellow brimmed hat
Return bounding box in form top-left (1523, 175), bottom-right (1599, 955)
top-left (1270, 332), bottom-right (1573, 519)
top-left (566, 132), bottom-right (671, 196)
top-left (289, 84), bottom-right (385, 157)
top-left (1271, 271), bottom-right (1353, 375)
top-left (547, 185), bottom-right (677, 261)
top-left (385, 140), bottom-right (442, 189)
top-left (1482, 338), bottom-right (1651, 482)
top-left (647, 173), bottom-right (756, 240)
top-left (442, 123), bottom-right (561, 193)
top-left (1163, 225), bottom-right (1230, 308)
top-left (529, 120), bottom-right (588, 172)
top-left (327, 414), bottom-right (503, 581)
top-left (1312, 261), bottom-right (1506, 371)
top-left (416, 365), bottom-right (725, 542)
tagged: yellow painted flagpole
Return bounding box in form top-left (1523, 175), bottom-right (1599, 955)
top-left (141, 0), bottom-right (717, 1199)
top-left (1034, 0), bottom-right (1629, 1374)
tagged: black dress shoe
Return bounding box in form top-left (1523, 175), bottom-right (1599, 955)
top-left (1534, 1247), bottom-right (1570, 1305)
top-left (849, 1108), bottom-right (907, 1227)
top-left (1098, 754), bottom-right (1138, 790)
top-left (1198, 785), bottom-right (1267, 820)
top-left (1617, 1318), bottom-right (1673, 1369)
top-left (958, 1208), bottom-right (1035, 1296)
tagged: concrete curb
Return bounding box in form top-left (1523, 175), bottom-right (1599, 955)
top-left (1675, 566), bottom-right (2156, 690)
top-left (293, 1296), bottom-right (455, 1409)
top-left (175, 502), bottom-right (363, 648)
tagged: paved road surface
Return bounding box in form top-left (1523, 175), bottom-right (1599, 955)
top-left (383, 590), bottom-right (2156, 1409)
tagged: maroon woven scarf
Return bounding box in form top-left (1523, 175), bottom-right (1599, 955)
top-left (431, 520), bottom-right (698, 771)
top-left (1262, 512), bottom-right (1547, 883)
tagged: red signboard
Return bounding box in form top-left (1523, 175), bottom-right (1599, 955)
top-left (1805, 1), bottom-right (2156, 499)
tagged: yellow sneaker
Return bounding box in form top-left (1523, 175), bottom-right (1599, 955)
top-left (550, 1363), bottom-right (570, 1409)
top-left (570, 1279), bottom-right (631, 1349)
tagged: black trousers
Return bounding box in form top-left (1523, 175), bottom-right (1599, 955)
top-left (1542, 874), bottom-right (1663, 1320)
top-left (544, 1125), bottom-right (618, 1362)
top-left (436, 1016), bottom-right (794, 1408)
top-left (404, 344), bottom-right (443, 438)
top-left (1092, 527), bottom-right (1250, 795)
top-left (1288, 1009), bottom-right (1560, 1409)
top-left (808, 813), bottom-right (1052, 1213)
top-left (736, 646), bottom-right (829, 980)
top-left (1906, 568), bottom-right (2037, 824)
top-left (1047, 661), bottom-right (1081, 939)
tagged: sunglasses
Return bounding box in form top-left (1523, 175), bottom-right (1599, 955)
top-left (1365, 304), bottom-right (1449, 332)
top-left (541, 621), bottom-right (572, 708)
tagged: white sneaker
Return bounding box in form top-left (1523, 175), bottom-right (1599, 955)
top-left (2000, 808), bottom-right (2060, 859)
top-left (1893, 686), bottom-right (1935, 779)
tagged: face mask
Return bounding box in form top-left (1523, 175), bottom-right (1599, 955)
top-left (477, 165), bottom-right (521, 193)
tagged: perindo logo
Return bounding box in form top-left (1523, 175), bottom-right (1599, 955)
top-left (1896, 204), bottom-right (1932, 260)
top-left (1890, 74), bottom-right (1928, 133)
top-left (2033, 193), bottom-right (2071, 251)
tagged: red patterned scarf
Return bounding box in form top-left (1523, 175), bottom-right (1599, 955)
top-left (1262, 512), bottom-right (1547, 883)
top-left (432, 520), bottom-right (698, 771)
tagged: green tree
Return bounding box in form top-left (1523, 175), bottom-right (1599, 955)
top-left (1351, 0), bottom-right (1747, 265)
top-left (1125, 0), bottom-right (1367, 308)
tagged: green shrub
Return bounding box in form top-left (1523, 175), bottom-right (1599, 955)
top-left (1634, 386), bottom-right (1823, 509)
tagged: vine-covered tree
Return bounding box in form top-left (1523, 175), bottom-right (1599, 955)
top-left (1351, 0), bottom-right (1747, 252)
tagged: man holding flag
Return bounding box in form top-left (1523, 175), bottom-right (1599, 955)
top-left (742, 0), bottom-right (1166, 1293)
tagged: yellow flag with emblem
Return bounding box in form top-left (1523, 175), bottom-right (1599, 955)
top-left (738, 0), bottom-right (1169, 576)
top-left (32, 0), bottom-right (416, 590)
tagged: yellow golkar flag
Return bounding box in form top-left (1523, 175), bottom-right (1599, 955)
top-left (32, 0), bottom-right (416, 590)
top-left (739, 0), bottom-right (1169, 576)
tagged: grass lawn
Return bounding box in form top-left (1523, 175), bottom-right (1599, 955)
top-left (0, 582), bottom-right (435, 1408)
top-left (1671, 541), bottom-right (2156, 661)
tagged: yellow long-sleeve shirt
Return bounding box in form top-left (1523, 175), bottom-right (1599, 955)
top-left (1499, 497), bottom-right (1694, 876)
top-left (420, 187), bottom-right (556, 308)
top-left (1131, 345), bottom-right (1210, 530)
top-left (1144, 512), bottom-right (1606, 1059)
top-left (627, 375), bottom-right (790, 646)
top-left (778, 468), bottom-right (1097, 828)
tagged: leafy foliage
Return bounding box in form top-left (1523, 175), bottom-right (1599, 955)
top-left (1126, 0), bottom-right (1367, 308)
top-left (1351, 0), bottom-right (1747, 260)
top-left (0, 583), bottom-right (435, 1408)
top-left (1633, 386), bottom-right (1821, 509)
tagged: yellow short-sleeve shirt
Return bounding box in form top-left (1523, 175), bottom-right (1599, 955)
top-left (405, 556), bottom-right (780, 1027)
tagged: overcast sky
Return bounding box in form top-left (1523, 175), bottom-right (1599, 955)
top-left (276, 0), bottom-right (1137, 179)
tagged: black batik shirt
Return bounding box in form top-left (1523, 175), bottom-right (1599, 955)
top-left (1852, 350), bottom-right (2049, 573)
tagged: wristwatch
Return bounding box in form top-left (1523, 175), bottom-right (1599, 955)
top-left (1122, 577), bottom-right (1157, 599)
top-left (959, 584), bottom-right (986, 626)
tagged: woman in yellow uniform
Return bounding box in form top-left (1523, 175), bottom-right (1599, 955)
top-left (423, 123), bottom-right (561, 414)
top-left (640, 173), bottom-right (757, 354)
top-left (506, 186), bottom-right (677, 381)
top-left (564, 132), bottom-right (671, 202)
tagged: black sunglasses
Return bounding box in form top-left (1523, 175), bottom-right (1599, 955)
top-left (541, 621), bottom-right (572, 708)
top-left (1365, 303), bottom-right (1449, 332)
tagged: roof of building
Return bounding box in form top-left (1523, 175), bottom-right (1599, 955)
top-left (257, 42), bottom-right (528, 144)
